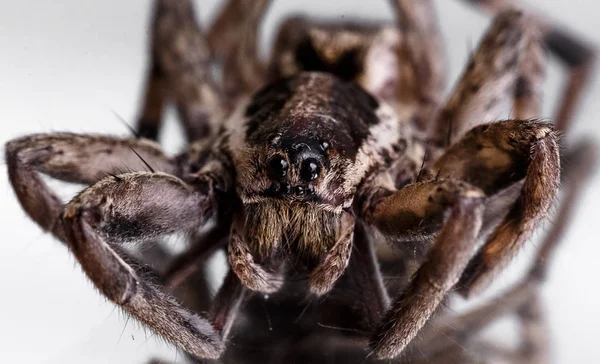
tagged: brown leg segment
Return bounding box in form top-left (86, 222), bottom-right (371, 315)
top-left (210, 269), bottom-right (248, 342)
top-left (433, 120), bottom-right (560, 296)
top-left (415, 281), bottom-right (537, 358)
top-left (529, 140), bottom-right (599, 281)
top-left (5, 133), bottom-right (178, 241)
top-left (342, 222), bottom-right (391, 330)
top-left (207, 0), bottom-right (272, 101)
top-left (61, 172), bottom-right (223, 359)
top-left (137, 0), bottom-right (224, 143)
top-left (365, 179), bottom-right (486, 359)
top-left (430, 10), bottom-right (539, 148)
top-left (389, 0), bottom-right (447, 131)
top-left (462, 0), bottom-right (597, 132)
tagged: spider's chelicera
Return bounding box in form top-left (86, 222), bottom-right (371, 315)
top-left (6, 0), bottom-right (597, 363)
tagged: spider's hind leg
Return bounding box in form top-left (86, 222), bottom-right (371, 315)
top-left (389, 0), bottom-right (447, 131)
top-left (207, 0), bottom-right (272, 101)
top-left (137, 0), bottom-right (225, 143)
top-left (463, 0), bottom-right (597, 132)
top-left (431, 10), bottom-right (545, 148)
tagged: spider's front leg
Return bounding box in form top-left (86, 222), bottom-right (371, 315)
top-left (5, 133), bottom-right (236, 359)
top-left (365, 118), bottom-right (559, 359)
top-left (61, 173), bottom-right (224, 358)
top-left (5, 134), bottom-right (178, 240)
top-left (362, 179), bottom-right (486, 358)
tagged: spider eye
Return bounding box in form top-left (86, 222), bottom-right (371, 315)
top-left (267, 155), bottom-right (288, 180)
top-left (300, 158), bottom-right (320, 181)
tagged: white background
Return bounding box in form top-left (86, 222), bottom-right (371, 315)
top-left (1, 1), bottom-right (599, 363)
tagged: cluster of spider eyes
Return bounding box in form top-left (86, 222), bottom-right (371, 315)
top-left (266, 140), bottom-right (330, 196)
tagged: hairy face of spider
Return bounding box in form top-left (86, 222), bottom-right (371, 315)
top-left (225, 73), bottom-right (405, 261)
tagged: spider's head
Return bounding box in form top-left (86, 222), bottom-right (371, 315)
top-left (231, 72), bottom-right (390, 212)
top-left (225, 72), bottom-right (404, 260)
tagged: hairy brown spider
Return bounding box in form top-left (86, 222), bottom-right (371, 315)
top-left (4, 0), bottom-right (598, 363)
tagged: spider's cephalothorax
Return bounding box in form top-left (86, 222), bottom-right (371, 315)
top-left (5, 0), bottom-right (597, 363)
top-left (225, 73), bottom-right (409, 294)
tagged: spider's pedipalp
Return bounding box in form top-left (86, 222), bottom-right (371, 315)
top-left (309, 210), bottom-right (355, 296)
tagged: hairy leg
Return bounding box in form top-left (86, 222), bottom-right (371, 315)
top-left (361, 179), bottom-right (486, 358)
top-left (5, 132), bottom-right (242, 358)
top-left (207, 0), bottom-right (272, 101)
top-left (389, 0), bottom-right (446, 131)
top-left (340, 222), bottom-right (390, 330)
top-left (60, 172), bottom-right (224, 359)
top-left (529, 140), bottom-right (599, 280)
top-left (430, 10), bottom-right (541, 148)
top-left (137, 0), bottom-right (224, 142)
top-left (210, 269), bottom-right (248, 341)
top-left (5, 133), bottom-right (178, 240)
top-left (462, 0), bottom-right (597, 132)
top-left (433, 120), bottom-right (560, 295)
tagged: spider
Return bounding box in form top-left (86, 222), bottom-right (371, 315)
top-left (4, 0), bottom-right (598, 363)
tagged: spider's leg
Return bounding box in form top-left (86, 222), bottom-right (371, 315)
top-left (137, 0), bottom-right (224, 142)
top-left (60, 172), bottom-right (226, 359)
top-left (529, 140), bottom-right (599, 280)
top-left (431, 10), bottom-right (540, 148)
top-left (211, 269), bottom-right (248, 341)
top-left (422, 134), bottom-right (595, 364)
top-left (359, 179), bottom-right (486, 358)
top-left (462, 0), bottom-right (597, 132)
top-left (432, 119), bottom-right (560, 296)
top-left (5, 133), bottom-right (234, 358)
top-left (5, 133), bottom-right (178, 240)
top-left (339, 222), bottom-right (390, 329)
top-left (207, 0), bottom-right (272, 100)
top-left (389, 0), bottom-right (446, 131)
top-left (412, 282), bottom-right (546, 364)
top-left (162, 226), bottom-right (229, 291)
